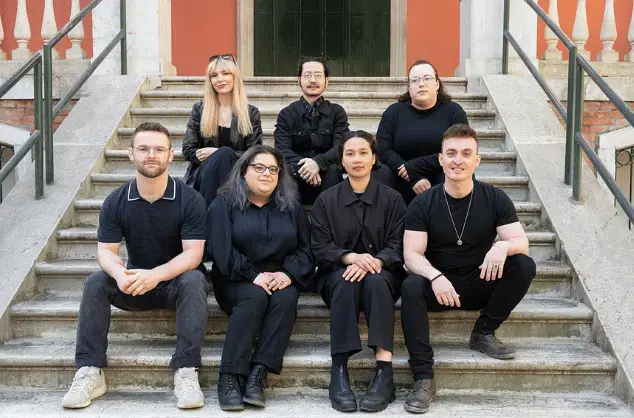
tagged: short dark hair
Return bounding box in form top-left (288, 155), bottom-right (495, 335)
top-left (441, 124), bottom-right (478, 150)
top-left (297, 56), bottom-right (330, 78)
top-left (398, 59), bottom-right (452, 104)
top-left (338, 130), bottom-right (381, 170)
top-left (131, 122), bottom-right (172, 148)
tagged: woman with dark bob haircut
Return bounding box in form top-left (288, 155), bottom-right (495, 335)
top-left (311, 131), bottom-right (407, 413)
top-left (376, 59), bottom-right (469, 203)
top-left (206, 145), bottom-right (314, 411)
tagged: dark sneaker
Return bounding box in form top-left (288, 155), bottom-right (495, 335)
top-left (359, 368), bottom-right (396, 412)
top-left (244, 363), bottom-right (267, 408)
top-left (217, 373), bottom-right (245, 411)
top-left (329, 365), bottom-right (357, 412)
top-left (469, 331), bottom-right (516, 360)
top-left (404, 379), bottom-right (436, 414)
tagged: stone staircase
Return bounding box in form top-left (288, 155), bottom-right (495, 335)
top-left (0, 76), bottom-right (632, 416)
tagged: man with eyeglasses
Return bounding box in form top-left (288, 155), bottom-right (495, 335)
top-left (274, 57), bottom-right (349, 204)
top-left (62, 122), bottom-right (210, 410)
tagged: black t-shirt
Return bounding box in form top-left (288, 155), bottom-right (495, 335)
top-left (98, 176), bottom-right (207, 271)
top-left (218, 126), bottom-right (231, 148)
top-left (405, 181), bottom-right (518, 276)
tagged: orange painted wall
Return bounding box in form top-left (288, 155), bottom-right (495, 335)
top-left (172, 0), bottom-right (237, 76)
top-left (406, 0), bottom-right (460, 76)
top-left (537, 0), bottom-right (633, 60)
top-left (0, 0), bottom-right (93, 59)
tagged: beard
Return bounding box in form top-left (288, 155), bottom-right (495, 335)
top-left (135, 159), bottom-right (168, 179)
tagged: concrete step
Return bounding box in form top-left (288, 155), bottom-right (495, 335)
top-left (128, 108), bottom-right (498, 131)
top-left (74, 195), bottom-right (542, 230)
top-left (140, 90), bottom-right (488, 110)
top-left (53, 226), bottom-right (557, 262)
top-left (11, 294), bottom-right (591, 342)
top-left (114, 127), bottom-right (509, 151)
top-left (1, 388), bottom-right (631, 417)
top-left (35, 260), bottom-right (572, 297)
top-left (103, 149), bottom-right (517, 176)
top-left (87, 172), bottom-right (531, 201)
top-left (0, 338), bottom-right (615, 392)
top-left (158, 76), bottom-right (469, 93)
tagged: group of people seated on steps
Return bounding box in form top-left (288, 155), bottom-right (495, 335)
top-left (61, 55), bottom-right (537, 414)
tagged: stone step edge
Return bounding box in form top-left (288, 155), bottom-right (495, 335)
top-left (160, 76), bottom-right (468, 83)
top-left (128, 108), bottom-right (496, 117)
top-left (141, 90), bottom-right (487, 99)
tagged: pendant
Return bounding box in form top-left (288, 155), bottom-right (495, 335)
top-left (457, 239), bottom-right (463, 246)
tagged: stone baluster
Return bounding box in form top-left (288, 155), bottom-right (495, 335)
top-left (626, 0), bottom-right (634, 61)
top-left (66, 0), bottom-right (86, 59)
top-left (599, 0), bottom-right (618, 62)
top-left (0, 13), bottom-right (6, 60)
top-left (543, 0), bottom-right (562, 60)
top-left (572, 0), bottom-right (591, 59)
top-left (41, 0), bottom-right (59, 59)
top-left (12, 0), bottom-right (31, 60)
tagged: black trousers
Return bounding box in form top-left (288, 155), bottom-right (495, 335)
top-left (213, 279), bottom-right (299, 375)
top-left (194, 146), bottom-right (239, 207)
top-left (320, 268), bottom-right (401, 356)
top-left (294, 164), bottom-right (342, 205)
top-left (75, 269), bottom-right (210, 370)
top-left (401, 254), bottom-right (536, 379)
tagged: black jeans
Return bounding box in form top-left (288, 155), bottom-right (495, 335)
top-left (294, 164), bottom-right (342, 205)
top-left (194, 146), bottom-right (239, 207)
top-left (213, 279), bottom-right (299, 376)
top-left (320, 268), bottom-right (401, 356)
top-left (75, 269), bottom-right (210, 370)
top-left (401, 254), bottom-right (536, 379)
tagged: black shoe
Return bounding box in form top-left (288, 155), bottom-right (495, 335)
top-left (244, 363), bottom-right (267, 408)
top-left (359, 368), bottom-right (396, 412)
top-left (329, 365), bottom-right (357, 412)
top-left (469, 331), bottom-right (515, 360)
top-left (404, 379), bottom-right (436, 414)
top-left (218, 373), bottom-right (245, 411)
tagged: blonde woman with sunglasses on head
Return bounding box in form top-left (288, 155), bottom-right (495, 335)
top-left (183, 53), bottom-right (262, 207)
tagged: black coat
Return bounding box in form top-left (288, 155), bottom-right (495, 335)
top-left (274, 99), bottom-right (349, 178)
top-left (182, 101), bottom-right (262, 185)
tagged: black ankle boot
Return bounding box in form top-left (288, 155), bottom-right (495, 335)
top-left (359, 368), bottom-right (396, 412)
top-left (469, 331), bottom-right (515, 360)
top-left (404, 378), bottom-right (436, 414)
top-left (218, 373), bottom-right (245, 411)
top-left (329, 365), bottom-right (357, 412)
top-left (244, 363), bottom-right (268, 407)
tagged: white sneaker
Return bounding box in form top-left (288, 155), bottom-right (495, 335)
top-left (61, 366), bottom-right (107, 408)
top-left (174, 367), bottom-right (205, 409)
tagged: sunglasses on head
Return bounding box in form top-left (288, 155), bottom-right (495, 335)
top-left (209, 53), bottom-right (236, 64)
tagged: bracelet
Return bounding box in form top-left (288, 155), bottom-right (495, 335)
top-left (430, 273), bottom-right (444, 283)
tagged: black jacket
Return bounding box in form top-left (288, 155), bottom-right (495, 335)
top-left (182, 101), bottom-right (262, 185)
top-left (310, 178), bottom-right (407, 291)
top-left (274, 98), bottom-right (349, 178)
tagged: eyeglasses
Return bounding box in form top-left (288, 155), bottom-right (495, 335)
top-left (301, 72), bottom-right (325, 81)
top-left (210, 53), bottom-right (236, 64)
top-left (249, 163), bottom-right (280, 175)
top-left (133, 146), bottom-right (170, 157)
top-left (409, 75), bottom-right (436, 85)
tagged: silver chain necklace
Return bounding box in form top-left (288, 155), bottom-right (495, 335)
top-left (443, 186), bottom-right (474, 246)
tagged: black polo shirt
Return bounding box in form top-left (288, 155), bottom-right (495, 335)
top-left (98, 176), bottom-right (207, 272)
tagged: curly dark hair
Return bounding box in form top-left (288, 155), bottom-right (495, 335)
top-left (398, 59), bottom-right (452, 104)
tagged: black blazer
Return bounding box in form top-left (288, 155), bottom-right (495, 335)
top-left (182, 101), bottom-right (262, 185)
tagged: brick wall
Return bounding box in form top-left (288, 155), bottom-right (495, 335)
top-left (0, 100), bottom-right (78, 133)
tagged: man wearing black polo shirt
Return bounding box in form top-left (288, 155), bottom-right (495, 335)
top-left (399, 124), bottom-right (536, 414)
top-left (62, 123), bottom-right (209, 410)
top-left (274, 57), bottom-right (349, 204)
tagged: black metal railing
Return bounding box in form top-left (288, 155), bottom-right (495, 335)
top-left (502, 0), bottom-right (634, 224)
top-left (616, 145), bottom-right (634, 208)
top-left (0, 142), bottom-right (15, 204)
top-left (0, 0), bottom-right (127, 201)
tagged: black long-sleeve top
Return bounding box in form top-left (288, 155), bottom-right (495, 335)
top-left (274, 98), bottom-right (349, 178)
top-left (376, 100), bottom-right (468, 183)
top-left (182, 101), bottom-right (262, 185)
top-left (310, 178), bottom-right (407, 291)
top-left (206, 195), bottom-right (314, 288)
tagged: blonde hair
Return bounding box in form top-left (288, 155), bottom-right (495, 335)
top-left (201, 58), bottom-right (253, 138)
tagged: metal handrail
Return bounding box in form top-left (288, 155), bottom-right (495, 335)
top-left (502, 0), bottom-right (634, 224)
top-left (0, 0), bottom-right (127, 201)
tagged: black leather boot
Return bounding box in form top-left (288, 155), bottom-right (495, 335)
top-left (329, 365), bottom-right (357, 412)
top-left (469, 331), bottom-right (515, 359)
top-left (359, 368), bottom-right (396, 412)
top-left (404, 378), bottom-right (436, 414)
top-left (244, 363), bottom-right (267, 407)
top-left (217, 373), bottom-right (245, 411)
